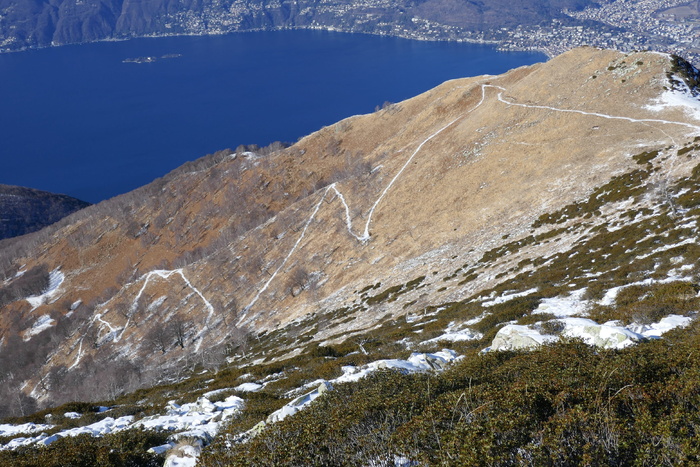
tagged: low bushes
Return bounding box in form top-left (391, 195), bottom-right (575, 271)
top-left (0, 428), bottom-right (168, 467)
top-left (202, 327), bottom-right (700, 466)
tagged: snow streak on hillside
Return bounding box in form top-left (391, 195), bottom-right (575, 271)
top-left (25, 269), bottom-right (64, 310)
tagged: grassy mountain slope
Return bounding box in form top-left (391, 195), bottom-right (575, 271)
top-left (2, 47), bottom-right (700, 464)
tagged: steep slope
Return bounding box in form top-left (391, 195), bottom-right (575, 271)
top-left (0, 185), bottom-right (90, 240)
top-left (1, 47), bottom-right (700, 420)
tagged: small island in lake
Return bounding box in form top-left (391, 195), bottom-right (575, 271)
top-left (122, 53), bottom-right (182, 63)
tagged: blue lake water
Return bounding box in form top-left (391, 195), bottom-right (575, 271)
top-left (0, 31), bottom-right (546, 203)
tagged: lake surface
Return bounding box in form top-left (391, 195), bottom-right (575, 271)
top-left (0, 31), bottom-right (546, 203)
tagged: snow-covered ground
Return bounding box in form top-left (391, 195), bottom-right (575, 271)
top-left (333, 349), bottom-right (459, 384)
top-left (626, 314), bottom-right (694, 338)
top-left (646, 73), bottom-right (700, 123)
top-left (533, 289), bottom-right (589, 317)
top-left (0, 395), bottom-right (244, 466)
top-left (25, 268), bottom-right (64, 310)
top-left (482, 288), bottom-right (539, 307)
top-left (600, 275), bottom-right (693, 306)
top-left (1, 416), bottom-right (135, 450)
top-left (22, 314), bottom-right (56, 341)
top-left (420, 285), bottom-right (697, 352)
top-left (485, 314), bottom-right (693, 352)
top-left (421, 326), bottom-right (483, 344)
top-left (140, 396), bottom-right (244, 466)
top-left (242, 349), bottom-right (460, 440)
top-left (0, 422), bottom-right (54, 437)
top-left (233, 382), bottom-right (263, 392)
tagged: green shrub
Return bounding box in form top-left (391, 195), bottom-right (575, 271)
top-left (199, 328), bottom-right (700, 466)
top-left (472, 296), bottom-right (541, 334)
top-left (589, 281), bottom-right (699, 325)
top-left (0, 428), bottom-right (167, 467)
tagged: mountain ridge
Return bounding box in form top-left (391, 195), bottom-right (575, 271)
top-left (0, 184), bottom-right (90, 241)
top-left (0, 0), bottom-right (598, 53)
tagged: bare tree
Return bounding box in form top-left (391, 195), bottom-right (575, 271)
top-left (286, 265), bottom-right (310, 297)
top-left (169, 317), bottom-right (190, 349)
top-left (146, 324), bottom-right (169, 354)
top-left (227, 325), bottom-right (251, 358)
top-left (652, 178), bottom-right (678, 216)
top-left (354, 337), bottom-right (374, 355)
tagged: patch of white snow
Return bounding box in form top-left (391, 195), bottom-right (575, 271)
top-left (627, 314), bottom-right (694, 338)
top-left (234, 382), bottom-right (263, 392)
top-left (646, 76), bottom-right (700, 122)
top-left (533, 289), bottom-right (589, 317)
top-left (482, 288), bottom-right (539, 307)
top-left (422, 327), bottom-right (483, 344)
top-left (1, 416), bottom-right (134, 450)
top-left (23, 314), bottom-right (56, 340)
top-left (25, 268), bottom-right (64, 309)
top-left (334, 350), bottom-right (459, 384)
top-left (560, 317), bottom-right (643, 349)
top-left (0, 423), bottom-right (53, 437)
top-left (601, 277), bottom-right (693, 306)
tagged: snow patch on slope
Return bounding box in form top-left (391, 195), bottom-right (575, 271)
top-left (22, 314), bottom-right (56, 341)
top-left (482, 288), bottom-right (539, 307)
top-left (600, 276), bottom-right (693, 306)
top-left (0, 395), bottom-right (244, 463)
top-left (267, 382), bottom-right (333, 424)
top-left (646, 74), bottom-right (700, 122)
top-left (533, 289), bottom-right (589, 317)
top-left (0, 423), bottom-right (54, 437)
top-left (421, 325), bottom-right (483, 344)
top-left (244, 350), bottom-right (460, 440)
top-left (485, 314), bottom-right (694, 352)
top-left (627, 314), bottom-right (693, 338)
top-left (234, 382), bottom-right (263, 392)
top-left (334, 349), bottom-right (459, 384)
top-left (136, 396), bottom-right (244, 442)
top-left (1, 416), bottom-right (134, 450)
top-left (25, 268), bottom-right (64, 310)
top-left (561, 317), bottom-right (644, 349)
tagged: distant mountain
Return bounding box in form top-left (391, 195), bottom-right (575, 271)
top-left (3, 48), bottom-right (700, 464)
top-left (0, 0), bottom-right (598, 52)
top-left (0, 185), bottom-right (90, 240)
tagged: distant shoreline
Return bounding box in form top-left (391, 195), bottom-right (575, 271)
top-left (1, 26), bottom-right (547, 59)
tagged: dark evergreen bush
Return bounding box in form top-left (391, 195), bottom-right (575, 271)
top-left (0, 429), bottom-right (168, 467)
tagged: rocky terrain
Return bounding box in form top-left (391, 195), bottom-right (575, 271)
top-left (3, 47), bottom-right (700, 464)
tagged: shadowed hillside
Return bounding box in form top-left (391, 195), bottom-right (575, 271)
top-left (0, 185), bottom-right (90, 240)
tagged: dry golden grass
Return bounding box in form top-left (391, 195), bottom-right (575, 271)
top-left (3, 47), bottom-right (700, 408)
